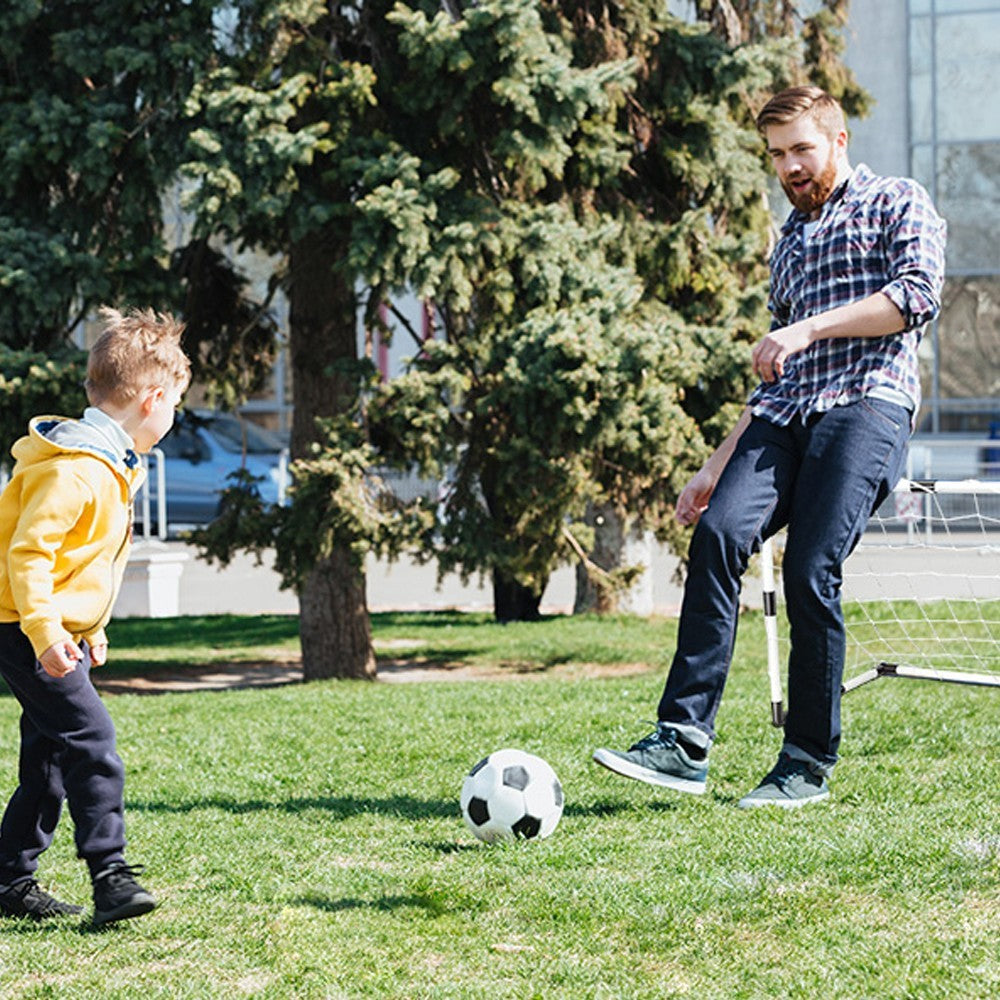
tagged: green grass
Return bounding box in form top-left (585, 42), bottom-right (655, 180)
top-left (100, 610), bottom-right (678, 674)
top-left (0, 612), bottom-right (998, 998)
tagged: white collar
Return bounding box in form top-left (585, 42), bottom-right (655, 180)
top-left (81, 406), bottom-right (136, 462)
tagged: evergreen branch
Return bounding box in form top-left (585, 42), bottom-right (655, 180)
top-left (561, 524), bottom-right (614, 584)
top-left (387, 301), bottom-right (427, 352)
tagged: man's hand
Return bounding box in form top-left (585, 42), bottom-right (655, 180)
top-left (751, 321), bottom-right (815, 382)
top-left (39, 640), bottom-right (82, 678)
top-left (675, 466), bottom-right (720, 526)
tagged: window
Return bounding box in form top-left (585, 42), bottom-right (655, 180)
top-left (908, 1), bottom-right (1000, 431)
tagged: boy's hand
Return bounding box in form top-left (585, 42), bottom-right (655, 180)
top-left (89, 643), bottom-right (108, 667)
top-left (39, 641), bottom-right (82, 678)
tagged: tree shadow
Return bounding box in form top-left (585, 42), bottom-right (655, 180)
top-left (292, 893), bottom-right (443, 915)
top-left (371, 610), bottom-right (565, 630)
top-left (126, 793), bottom-right (457, 822)
top-left (562, 799), bottom-right (634, 819)
top-left (107, 613), bottom-right (299, 650)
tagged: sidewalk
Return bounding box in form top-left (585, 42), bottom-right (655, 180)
top-left (117, 541), bottom-right (688, 618)
top-left (112, 531), bottom-right (995, 621)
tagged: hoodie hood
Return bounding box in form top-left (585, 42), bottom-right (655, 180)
top-left (13, 415), bottom-right (144, 495)
top-left (0, 414), bottom-right (145, 657)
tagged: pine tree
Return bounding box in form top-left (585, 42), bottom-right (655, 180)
top-left (184, 1), bottom-right (870, 656)
top-left (182, 1), bottom-right (396, 678)
top-left (557, 0), bottom-right (870, 611)
top-left (352, 1), bottom-right (826, 617)
top-left (0, 1), bottom-right (218, 350)
top-left (0, 2), bottom-right (278, 426)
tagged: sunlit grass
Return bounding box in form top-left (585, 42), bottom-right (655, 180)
top-left (0, 612), bottom-right (996, 998)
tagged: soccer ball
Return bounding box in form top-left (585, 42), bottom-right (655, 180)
top-left (460, 748), bottom-right (564, 843)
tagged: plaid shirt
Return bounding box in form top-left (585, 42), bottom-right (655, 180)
top-left (748, 163), bottom-right (946, 426)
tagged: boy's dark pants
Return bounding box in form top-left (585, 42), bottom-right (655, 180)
top-left (0, 623), bottom-right (126, 884)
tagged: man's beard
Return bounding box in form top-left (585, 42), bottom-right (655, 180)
top-left (782, 152), bottom-right (839, 215)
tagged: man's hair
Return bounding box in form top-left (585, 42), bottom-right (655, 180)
top-left (755, 85), bottom-right (846, 140)
top-left (86, 306), bottom-right (191, 406)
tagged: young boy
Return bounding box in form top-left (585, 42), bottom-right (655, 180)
top-left (0, 306), bottom-right (190, 924)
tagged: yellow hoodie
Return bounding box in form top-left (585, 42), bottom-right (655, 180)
top-left (0, 415), bottom-right (145, 657)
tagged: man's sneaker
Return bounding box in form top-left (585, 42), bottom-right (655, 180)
top-left (737, 753), bottom-right (830, 809)
top-left (593, 723), bottom-right (708, 794)
top-left (92, 863), bottom-right (156, 927)
top-left (0, 879), bottom-right (83, 920)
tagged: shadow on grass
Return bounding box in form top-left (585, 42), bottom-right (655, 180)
top-left (419, 841), bottom-right (484, 854)
top-left (0, 916), bottom-right (143, 937)
top-left (126, 793), bottom-right (457, 821)
top-left (563, 799), bottom-right (636, 819)
top-left (293, 893), bottom-right (441, 914)
top-left (294, 887), bottom-right (486, 917)
top-left (107, 609), bottom-right (566, 651)
top-left (125, 793), bottom-right (639, 827)
top-left (371, 610), bottom-right (562, 630)
top-left (107, 613), bottom-right (300, 650)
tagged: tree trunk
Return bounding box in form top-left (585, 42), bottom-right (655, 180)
top-left (288, 225), bottom-right (375, 680)
top-left (574, 502), bottom-right (653, 616)
top-left (574, 501), bottom-right (623, 615)
top-left (492, 569), bottom-right (543, 623)
top-left (299, 550), bottom-right (376, 681)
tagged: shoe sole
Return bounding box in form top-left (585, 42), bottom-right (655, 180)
top-left (737, 789), bottom-right (830, 810)
top-left (592, 748), bottom-right (706, 795)
top-left (93, 896), bottom-right (156, 927)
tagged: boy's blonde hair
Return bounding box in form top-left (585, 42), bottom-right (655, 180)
top-left (755, 85), bottom-right (846, 141)
top-left (86, 306), bottom-right (191, 406)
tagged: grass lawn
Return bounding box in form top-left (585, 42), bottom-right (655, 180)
top-left (0, 611), bottom-right (997, 998)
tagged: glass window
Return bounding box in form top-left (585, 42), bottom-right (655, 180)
top-left (911, 144), bottom-right (935, 193)
top-left (909, 3), bottom-right (1000, 424)
top-left (935, 13), bottom-right (1000, 142)
top-left (158, 425), bottom-right (210, 462)
top-left (930, 276), bottom-right (1000, 424)
top-left (203, 413), bottom-right (286, 454)
top-left (909, 15), bottom-right (934, 143)
top-left (935, 142), bottom-right (1000, 272)
top-left (933, 2), bottom-right (1000, 13)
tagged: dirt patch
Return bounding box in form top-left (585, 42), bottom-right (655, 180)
top-left (94, 660), bottom-right (303, 695)
top-left (93, 657), bottom-right (656, 694)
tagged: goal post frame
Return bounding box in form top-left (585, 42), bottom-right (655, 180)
top-left (761, 477), bottom-right (1000, 725)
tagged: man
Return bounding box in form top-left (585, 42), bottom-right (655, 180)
top-left (593, 85), bottom-right (947, 807)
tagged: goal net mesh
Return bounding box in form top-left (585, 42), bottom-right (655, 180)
top-left (768, 480), bottom-right (1000, 692)
top-left (839, 480), bottom-right (1000, 689)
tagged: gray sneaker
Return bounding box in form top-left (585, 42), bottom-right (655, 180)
top-left (593, 724), bottom-right (708, 794)
top-left (737, 754), bottom-right (830, 809)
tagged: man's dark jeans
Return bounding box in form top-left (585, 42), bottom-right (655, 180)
top-left (657, 398), bottom-right (911, 769)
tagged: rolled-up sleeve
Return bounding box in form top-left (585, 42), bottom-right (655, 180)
top-left (880, 181), bottom-right (947, 331)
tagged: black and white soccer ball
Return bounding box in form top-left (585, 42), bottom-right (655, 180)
top-left (460, 748), bottom-right (564, 843)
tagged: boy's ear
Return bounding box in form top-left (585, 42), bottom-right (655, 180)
top-left (140, 386), bottom-right (164, 416)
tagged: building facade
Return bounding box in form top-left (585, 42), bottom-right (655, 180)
top-left (846, 0), bottom-right (1000, 436)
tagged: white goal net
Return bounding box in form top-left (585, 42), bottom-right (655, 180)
top-left (840, 479), bottom-right (1000, 691)
top-left (761, 479), bottom-right (1000, 723)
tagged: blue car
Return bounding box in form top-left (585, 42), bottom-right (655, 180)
top-left (135, 409), bottom-right (290, 534)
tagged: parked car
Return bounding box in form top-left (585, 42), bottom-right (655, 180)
top-left (135, 409), bottom-right (290, 534)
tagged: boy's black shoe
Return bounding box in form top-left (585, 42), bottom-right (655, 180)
top-left (0, 879), bottom-right (84, 920)
top-left (92, 863), bottom-right (156, 926)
